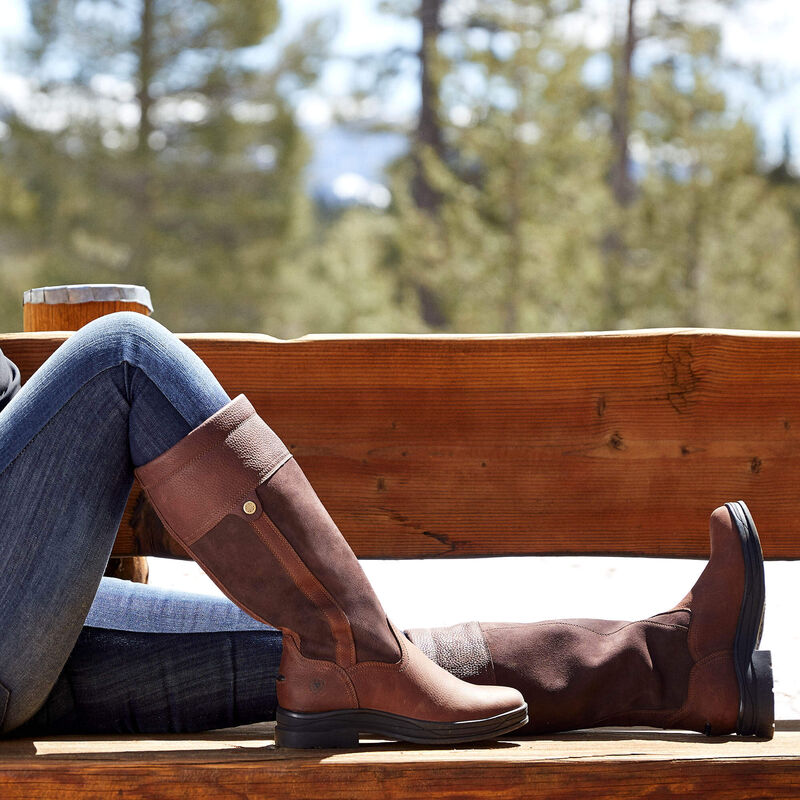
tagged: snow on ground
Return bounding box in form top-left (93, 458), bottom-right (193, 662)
top-left (148, 555), bottom-right (800, 721)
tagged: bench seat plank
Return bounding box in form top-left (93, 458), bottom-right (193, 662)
top-left (3, 329), bottom-right (799, 559)
top-left (0, 722), bottom-right (797, 799)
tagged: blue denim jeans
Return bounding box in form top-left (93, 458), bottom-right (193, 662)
top-left (0, 312), bottom-right (282, 735)
top-left (11, 577), bottom-right (283, 736)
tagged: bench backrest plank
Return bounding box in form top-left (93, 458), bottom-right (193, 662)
top-left (2, 329), bottom-right (798, 560)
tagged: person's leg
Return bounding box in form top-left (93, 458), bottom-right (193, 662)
top-left (407, 502), bottom-right (775, 739)
top-left (9, 578), bottom-right (283, 736)
top-left (134, 393), bottom-right (526, 748)
top-left (1, 310), bottom-right (526, 746)
top-left (83, 576), bottom-right (271, 634)
top-left (0, 311), bottom-right (231, 733)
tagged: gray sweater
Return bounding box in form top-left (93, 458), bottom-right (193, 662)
top-left (0, 347), bottom-right (21, 412)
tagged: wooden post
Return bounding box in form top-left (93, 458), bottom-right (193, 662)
top-left (23, 284), bottom-right (154, 584)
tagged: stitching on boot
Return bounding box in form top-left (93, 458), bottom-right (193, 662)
top-left (282, 633), bottom-right (359, 708)
top-left (171, 544), bottom-right (276, 630)
top-left (483, 620), bottom-right (692, 637)
top-left (251, 514), bottom-right (357, 668)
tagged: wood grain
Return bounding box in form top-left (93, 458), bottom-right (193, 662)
top-left (3, 328), bottom-right (800, 559)
top-left (22, 301), bottom-right (152, 333)
top-left (0, 722), bottom-right (796, 799)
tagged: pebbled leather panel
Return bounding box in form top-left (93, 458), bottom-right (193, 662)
top-left (405, 622), bottom-right (495, 685)
top-left (134, 394), bottom-right (290, 546)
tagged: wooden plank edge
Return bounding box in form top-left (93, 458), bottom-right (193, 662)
top-left (5, 327), bottom-right (800, 346)
top-left (0, 755), bottom-right (797, 800)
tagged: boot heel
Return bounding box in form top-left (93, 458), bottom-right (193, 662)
top-left (749, 650), bottom-right (775, 740)
top-left (275, 708), bottom-right (360, 749)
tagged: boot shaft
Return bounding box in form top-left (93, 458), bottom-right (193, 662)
top-left (136, 393), bottom-right (529, 743)
top-left (135, 394), bottom-right (400, 666)
top-left (408, 611), bottom-right (694, 734)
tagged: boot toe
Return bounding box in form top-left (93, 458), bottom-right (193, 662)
top-left (432, 673), bottom-right (527, 722)
top-left (480, 684), bottom-right (526, 717)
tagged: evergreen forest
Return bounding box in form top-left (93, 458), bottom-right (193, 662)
top-left (0, 0), bottom-right (797, 335)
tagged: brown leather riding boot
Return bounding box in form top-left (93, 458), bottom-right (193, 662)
top-left (407, 502), bottom-right (774, 739)
top-left (135, 394), bottom-right (526, 748)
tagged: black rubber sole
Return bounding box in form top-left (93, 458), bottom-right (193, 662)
top-left (724, 500), bottom-right (775, 739)
top-left (275, 703), bottom-right (529, 749)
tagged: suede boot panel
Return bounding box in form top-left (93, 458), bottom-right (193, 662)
top-left (256, 458), bottom-right (401, 664)
top-left (478, 612), bottom-right (692, 734)
top-left (189, 515), bottom-right (338, 662)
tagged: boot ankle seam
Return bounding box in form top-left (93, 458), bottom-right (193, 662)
top-left (692, 648), bottom-right (734, 668)
top-left (282, 634), bottom-right (360, 709)
top-left (689, 628), bottom-right (738, 664)
top-left (348, 626), bottom-right (410, 675)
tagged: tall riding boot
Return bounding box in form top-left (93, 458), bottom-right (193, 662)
top-left (135, 394), bottom-right (526, 748)
top-left (407, 501), bottom-right (774, 738)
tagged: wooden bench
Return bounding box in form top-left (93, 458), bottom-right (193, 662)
top-left (0, 327), bottom-right (797, 798)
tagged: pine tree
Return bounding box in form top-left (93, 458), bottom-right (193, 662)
top-left (375, 0), bottom-right (611, 332)
top-left (616, 1), bottom-right (800, 328)
top-left (360, 0), bottom-right (799, 332)
top-left (0, 0), bottom-right (328, 332)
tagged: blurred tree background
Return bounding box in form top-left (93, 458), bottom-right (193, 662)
top-left (0, 0), bottom-right (797, 334)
